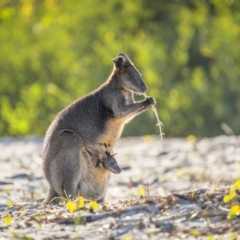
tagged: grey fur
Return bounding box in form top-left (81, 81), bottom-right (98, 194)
top-left (42, 52), bottom-right (156, 204)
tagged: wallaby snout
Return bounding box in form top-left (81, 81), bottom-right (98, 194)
top-left (138, 84), bottom-right (148, 94)
top-left (126, 76), bottom-right (148, 95)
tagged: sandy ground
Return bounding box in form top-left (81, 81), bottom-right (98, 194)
top-left (0, 135), bottom-right (240, 239)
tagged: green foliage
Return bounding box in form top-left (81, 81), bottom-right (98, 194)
top-left (0, 0), bottom-right (240, 137)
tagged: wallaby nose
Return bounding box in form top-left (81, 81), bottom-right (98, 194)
top-left (110, 163), bottom-right (121, 174)
top-left (113, 166), bottom-right (121, 174)
top-left (141, 85), bottom-right (148, 93)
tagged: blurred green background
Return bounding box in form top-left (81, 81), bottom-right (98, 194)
top-left (0, 0), bottom-right (239, 137)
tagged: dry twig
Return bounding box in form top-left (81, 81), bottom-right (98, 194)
top-left (143, 94), bottom-right (164, 144)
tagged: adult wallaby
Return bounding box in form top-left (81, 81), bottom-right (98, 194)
top-left (42, 53), bottom-right (156, 204)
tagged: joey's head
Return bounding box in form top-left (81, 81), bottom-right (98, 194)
top-left (112, 53), bottom-right (148, 94)
top-left (102, 155), bottom-right (121, 174)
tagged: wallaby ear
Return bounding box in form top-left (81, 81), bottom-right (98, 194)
top-left (112, 56), bottom-right (125, 69)
top-left (99, 151), bottom-right (107, 162)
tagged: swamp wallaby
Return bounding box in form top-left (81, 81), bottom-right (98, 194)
top-left (42, 52), bottom-right (156, 204)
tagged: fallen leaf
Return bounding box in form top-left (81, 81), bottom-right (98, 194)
top-left (230, 205), bottom-right (240, 215)
top-left (66, 201), bottom-right (77, 213)
top-left (88, 201), bottom-right (99, 211)
top-left (143, 135), bottom-right (153, 143)
top-left (77, 196), bottom-right (85, 208)
top-left (31, 212), bottom-right (42, 218)
top-left (3, 188), bottom-right (10, 195)
top-left (190, 229), bottom-right (199, 237)
top-left (207, 235), bottom-right (214, 240)
top-left (121, 236), bottom-right (133, 240)
top-left (186, 135), bottom-right (197, 142)
top-left (4, 215), bottom-right (13, 225)
top-left (138, 186), bottom-right (146, 197)
top-left (6, 201), bottom-right (13, 207)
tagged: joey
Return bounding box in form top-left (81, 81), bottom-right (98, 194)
top-left (95, 151), bottom-right (121, 174)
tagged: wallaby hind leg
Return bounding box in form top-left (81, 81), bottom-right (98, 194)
top-left (61, 177), bottom-right (79, 200)
top-left (52, 148), bottom-right (81, 201)
top-left (44, 134), bottom-right (82, 203)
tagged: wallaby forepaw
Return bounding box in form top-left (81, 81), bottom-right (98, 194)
top-left (145, 97), bottom-right (156, 107)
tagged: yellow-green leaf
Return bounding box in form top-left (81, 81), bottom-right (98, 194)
top-left (223, 191), bottom-right (236, 203)
top-left (143, 135), bottom-right (153, 143)
top-left (31, 211), bottom-right (42, 218)
top-left (186, 135), bottom-right (197, 142)
top-left (223, 195), bottom-right (232, 203)
top-left (233, 179), bottom-right (240, 190)
top-left (230, 205), bottom-right (240, 215)
top-left (6, 201), bottom-right (13, 207)
top-left (121, 236), bottom-right (133, 240)
top-left (3, 188), bottom-right (10, 195)
top-left (88, 201), bottom-right (99, 211)
top-left (4, 215), bottom-right (13, 225)
top-left (207, 235), bottom-right (214, 240)
top-left (138, 186), bottom-right (146, 196)
top-left (190, 229), bottom-right (199, 237)
top-left (227, 205), bottom-right (240, 220)
top-left (77, 196), bottom-right (85, 208)
top-left (12, 232), bottom-right (19, 237)
top-left (227, 212), bottom-right (235, 220)
top-left (175, 169), bottom-right (183, 177)
top-left (73, 216), bottom-right (83, 226)
top-left (66, 201), bottom-right (77, 213)
top-left (230, 232), bottom-right (238, 240)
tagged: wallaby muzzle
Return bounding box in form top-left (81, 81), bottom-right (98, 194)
top-left (139, 85), bottom-right (148, 94)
